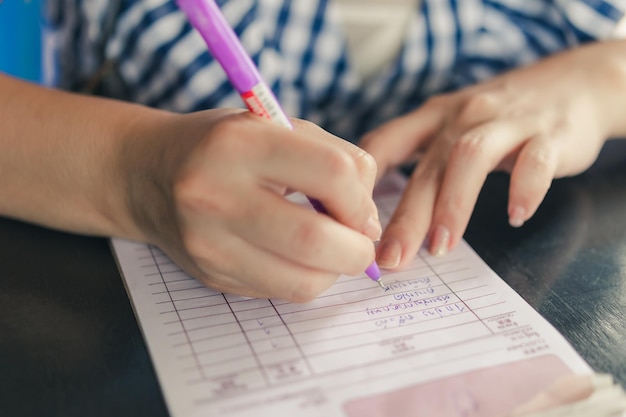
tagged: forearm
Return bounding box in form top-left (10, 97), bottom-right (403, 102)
top-left (0, 73), bottom-right (171, 240)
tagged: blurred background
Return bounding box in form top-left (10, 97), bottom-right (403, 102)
top-left (0, 0), bottom-right (42, 82)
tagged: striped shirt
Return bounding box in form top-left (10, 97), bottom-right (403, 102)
top-left (44, 0), bottom-right (626, 142)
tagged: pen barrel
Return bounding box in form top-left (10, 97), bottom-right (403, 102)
top-left (177, 0), bottom-right (260, 93)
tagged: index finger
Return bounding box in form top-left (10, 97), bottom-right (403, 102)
top-left (376, 156), bottom-right (443, 269)
top-left (292, 118), bottom-right (378, 193)
top-left (360, 97), bottom-right (445, 182)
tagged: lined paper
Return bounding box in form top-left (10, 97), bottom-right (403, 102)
top-left (112, 173), bottom-right (591, 417)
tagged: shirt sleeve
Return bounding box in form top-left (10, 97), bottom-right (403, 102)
top-left (451, 0), bottom-right (626, 89)
top-left (42, 0), bottom-right (114, 91)
top-left (551, 0), bottom-right (626, 42)
top-left (613, 14), bottom-right (626, 37)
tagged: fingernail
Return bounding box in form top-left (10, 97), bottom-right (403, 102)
top-left (377, 238), bottom-right (401, 269)
top-left (363, 214), bottom-right (382, 241)
top-left (509, 205), bottom-right (526, 228)
top-left (430, 225), bottom-right (450, 257)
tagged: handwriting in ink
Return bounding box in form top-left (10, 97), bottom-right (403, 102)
top-left (393, 287), bottom-right (438, 302)
top-left (372, 302), bottom-right (467, 328)
top-left (384, 277), bottom-right (433, 291)
top-left (366, 294), bottom-right (452, 317)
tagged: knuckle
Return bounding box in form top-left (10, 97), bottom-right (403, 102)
top-left (524, 147), bottom-right (554, 172)
top-left (292, 220), bottom-right (326, 258)
top-left (324, 148), bottom-right (356, 178)
top-left (457, 93), bottom-right (498, 124)
top-left (451, 131), bottom-right (487, 160)
top-left (354, 150), bottom-right (378, 178)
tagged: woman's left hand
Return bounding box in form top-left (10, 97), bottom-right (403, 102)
top-left (360, 40), bottom-right (626, 269)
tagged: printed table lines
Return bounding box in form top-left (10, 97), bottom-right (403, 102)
top-left (147, 245), bottom-right (208, 381)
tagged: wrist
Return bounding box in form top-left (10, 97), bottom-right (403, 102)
top-left (0, 77), bottom-right (175, 240)
top-left (111, 107), bottom-right (183, 245)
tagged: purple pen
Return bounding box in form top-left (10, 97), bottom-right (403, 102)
top-left (177, 0), bottom-right (385, 289)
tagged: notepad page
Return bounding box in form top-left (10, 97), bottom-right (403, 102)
top-left (112, 172), bottom-right (591, 417)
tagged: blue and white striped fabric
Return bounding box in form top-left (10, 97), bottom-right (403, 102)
top-left (44, 0), bottom-right (626, 142)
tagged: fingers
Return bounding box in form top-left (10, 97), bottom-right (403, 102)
top-left (368, 57), bottom-right (613, 268)
top-left (292, 119), bottom-right (378, 193)
top-left (429, 118), bottom-right (539, 254)
top-left (177, 188), bottom-right (375, 302)
top-left (508, 136), bottom-right (558, 227)
top-left (226, 188), bottom-right (376, 276)
top-left (249, 121), bottom-right (382, 240)
top-left (376, 157), bottom-right (442, 269)
top-left (378, 115), bottom-right (543, 266)
top-left (169, 112), bottom-right (382, 301)
top-left (188, 234), bottom-right (343, 303)
top-left (193, 114), bottom-right (381, 241)
top-left (360, 98), bottom-right (445, 182)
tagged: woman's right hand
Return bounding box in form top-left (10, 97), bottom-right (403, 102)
top-left (0, 74), bottom-right (378, 302)
top-left (123, 110), bottom-right (380, 302)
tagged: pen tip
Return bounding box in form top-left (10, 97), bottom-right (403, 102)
top-left (378, 279), bottom-right (387, 291)
top-left (365, 262), bottom-right (381, 280)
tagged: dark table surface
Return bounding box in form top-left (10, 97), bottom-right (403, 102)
top-left (2, 141), bottom-right (626, 417)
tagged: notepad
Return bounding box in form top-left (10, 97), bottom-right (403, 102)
top-left (112, 172), bottom-right (602, 417)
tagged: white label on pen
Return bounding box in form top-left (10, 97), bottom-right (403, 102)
top-left (242, 83), bottom-right (292, 129)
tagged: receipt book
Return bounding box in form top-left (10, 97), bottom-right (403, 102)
top-left (112, 173), bottom-right (592, 417)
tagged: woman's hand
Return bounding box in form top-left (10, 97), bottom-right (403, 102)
top-left (124, 110), bottom-right (380, 302)
top-left (0, 75), bottom-right (379, 302)
top-left (360, 40), bottom-right (626, 269)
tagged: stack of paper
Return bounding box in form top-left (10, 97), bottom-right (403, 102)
top-left (111, 172), bottom-right (626, 417)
